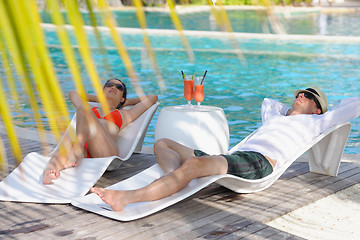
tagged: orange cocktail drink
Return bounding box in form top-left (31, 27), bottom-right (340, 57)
top-left (183, 75), bottom-right (193, 106)
top-left (194, 76), bottom-right (205, 106)
top-left (194, 84), bottom-right (204, 105)
top-left (184, 80), bottom-right (193, 101)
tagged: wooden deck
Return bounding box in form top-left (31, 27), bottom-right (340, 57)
top-left (1, 132), bottom-right (360, 240)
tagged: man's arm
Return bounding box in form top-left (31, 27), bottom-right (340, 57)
top-left (261, 98), bottom-right (290, 123)
top-left (317, 97), bottom-right (360, 132)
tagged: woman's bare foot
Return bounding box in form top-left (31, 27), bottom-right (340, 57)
top-left (63, 144), bottom-right (84, 169)
top-left (42, 169), bottom-right (60, 184)
top-left (91, 187), bottom-right (128, 212)
top-left (63, 159), bottom-right (79, 169)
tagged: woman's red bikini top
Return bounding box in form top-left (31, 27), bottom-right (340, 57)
top-left (91, 107), bottom-right (123, 130)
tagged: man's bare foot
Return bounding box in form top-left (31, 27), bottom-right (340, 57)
top-left (91, 187), bottom-right (128, 212)
top-left (42, 169), bottom-right (60, 184)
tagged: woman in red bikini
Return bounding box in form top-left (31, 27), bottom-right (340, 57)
top-left (42, 78), bottom-right (158, 184)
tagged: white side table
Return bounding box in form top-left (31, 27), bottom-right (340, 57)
top-left (154, 105), bottom-right (229, 154)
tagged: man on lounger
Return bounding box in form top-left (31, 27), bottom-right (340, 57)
top-left (91, 86), bottom-right (360, 211)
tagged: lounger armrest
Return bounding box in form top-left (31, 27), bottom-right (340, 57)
top-left (307, 122), bottom-right (351, 176)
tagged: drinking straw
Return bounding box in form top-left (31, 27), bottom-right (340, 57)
top-left (181, 70), bottom-right (185, 79)
top-left (201, 70), bottom-right (207, 85)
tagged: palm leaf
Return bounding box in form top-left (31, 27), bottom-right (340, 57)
top-left (0, 1), bottom-right (48, 162)
top-left (84, 0), bottom-right (112, 74)
top-left (96, 0), bottom-right (145, 96)
top-left (167, 0), bottom-right (194, 62)
top-left (206, 0), bottom-right (246, 63)
top-left (133, 0), bottom-right (165, 91)
top-left (0, 75), bottom-right (22, 166)
top-left (0, 39), bottom-right (19, 109)
top-left (63, 0), bottom-right (110, 113)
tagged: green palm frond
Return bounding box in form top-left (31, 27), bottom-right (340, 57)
top-left (167, 0), bottom-right (195, 62)
top-left (207, 0), bottom-right (246, 63)
top-left (47, 0), bottom-right (88, 114)
top-left (0, 0), bottom-right (254, 173)
top-left (97, 0), bottom-right (146, 97)
top-left (0, 39), bottom-right (19, 109)
top-left (0, 74), bottom-right (22, 167)
top-left (133, 0), bottom-right (166, 91)
top-left (63, 0), bottom-right (110, 113)
top-left (84, 0), bottom-right (112, 74)
top-left (0, 1), bottom-right (48, 163)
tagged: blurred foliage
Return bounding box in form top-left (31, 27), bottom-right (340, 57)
top-left (142, 0), bottom-right (313, 6)
top-left (0, 0), bottom-right (285, 173)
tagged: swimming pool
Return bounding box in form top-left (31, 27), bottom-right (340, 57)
top-left (2, 10), bottom-right (360, 154)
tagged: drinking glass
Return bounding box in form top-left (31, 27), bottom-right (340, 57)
top-left (194, 76), bottom-right (204, 106)
top-left (183, 75), bottom-right (194, 107)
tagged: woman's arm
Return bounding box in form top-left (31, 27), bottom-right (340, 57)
top-left (68, 91), bottom-right (98, 109)
top-left (121, 97), bottom-right (142, 107)
top-left (120, 95), bottom-right (158, 128)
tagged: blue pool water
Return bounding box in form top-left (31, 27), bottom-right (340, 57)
top-left (2, 10), bottom-right (360, 154)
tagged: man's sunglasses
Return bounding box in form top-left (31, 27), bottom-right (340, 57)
top-left (296, 91), bottom-right (322, 112)
top-left (104, 81), bottom-right (125, 91)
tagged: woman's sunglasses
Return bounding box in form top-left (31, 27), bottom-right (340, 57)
top-left (296, 91), bottom-right (322, 112)
top-left (104, 81), bottom-right (125, 91)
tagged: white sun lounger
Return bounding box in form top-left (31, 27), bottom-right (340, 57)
top-left (71, 121), bottom-right (351, 221)
top-left (0, 102), bottom-right (159, 203)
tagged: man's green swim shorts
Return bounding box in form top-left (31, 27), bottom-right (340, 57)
top-left (193, 149), bottom-right (273, 179)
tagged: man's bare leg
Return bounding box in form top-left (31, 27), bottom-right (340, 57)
top-left (154, 138), bottom-right (195, 174)
top-left (91, 152), bottom-right (228, 211)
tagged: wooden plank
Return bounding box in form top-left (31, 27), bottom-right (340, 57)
top-left (193, 163), bottom-right (360, 238)
top-left (74, 161), bottom-right (358, 240)
top-left (200, 219), bottom-right (255, 239)
top-left (215, 222), bottom-right (284, 240)
top-left (155, 162), bottom-right (354, 239)
top-left (145, 180), bottom-right (293, 239)
top-left (1, 132), bottom-right (360, 239)
top-left (279, 162), bottom-right (310, 180)
top-left (75, 198), bottom-right (211, 239)
top-left (0, 203), bottom-right (75, 239)
top-left (242, 226), bottom-right (292, 240)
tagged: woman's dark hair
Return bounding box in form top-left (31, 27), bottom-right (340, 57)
top-left (103, 78), bottom-right (127, 109)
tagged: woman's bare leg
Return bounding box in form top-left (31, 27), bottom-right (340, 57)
top-left (65, 105), bottom-right (119, 161)
top-left (42, 151), bottom-right (67, 184)
top-left (42, 132), bottom-right (76, 184)
top-left (91, 153), bottom-right (228, 211)
top-left (42, 106), bottom-right (119, 184)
